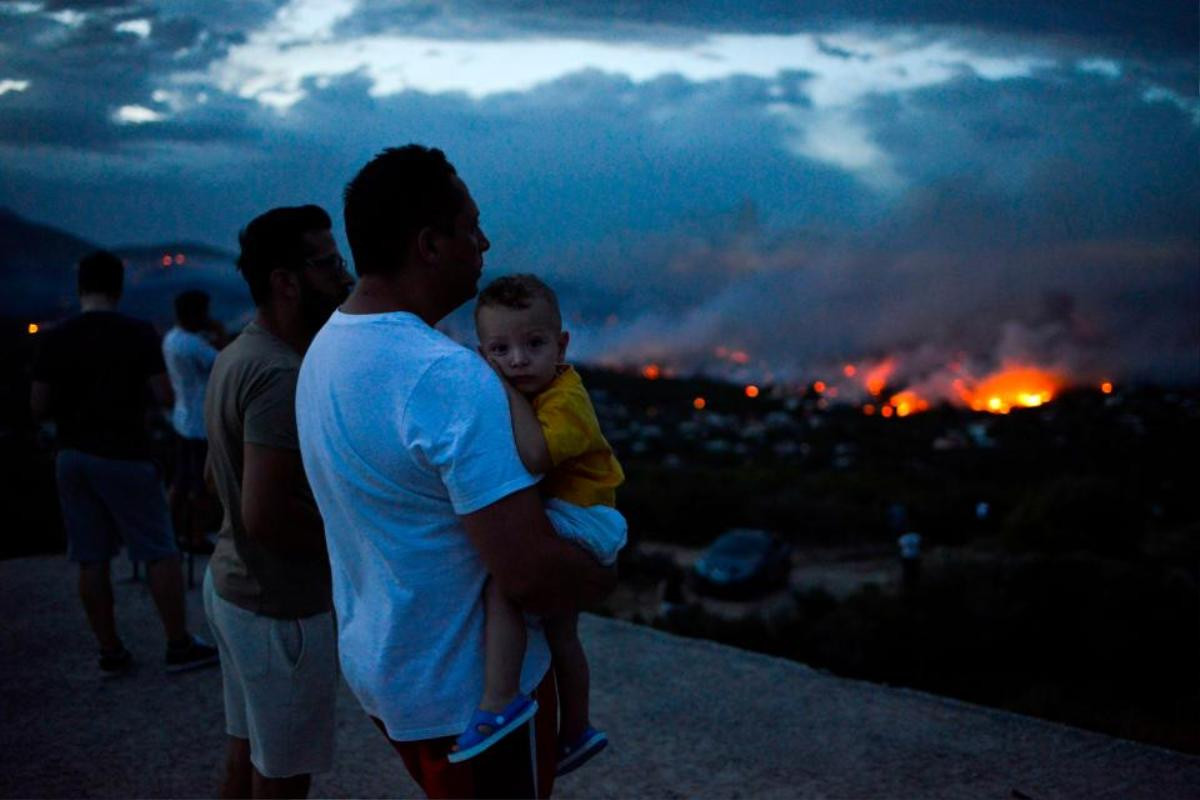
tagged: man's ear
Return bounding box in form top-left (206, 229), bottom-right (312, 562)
top-left (557, 330), bottom-right (570, 362)
top-left (416, 227), bottom-right (439, 263)
top-left (269, 268), bottom-right (300, 301)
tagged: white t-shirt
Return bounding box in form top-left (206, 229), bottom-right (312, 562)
top-left (162, 326), bottom-right (217, 440)
top-left (295, 310), bottom-right (548, 741)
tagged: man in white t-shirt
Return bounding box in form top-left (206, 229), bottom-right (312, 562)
top-left (296, 145), bottom-right (615, 798)
top-left (162, 290), bottom-right (219, 554)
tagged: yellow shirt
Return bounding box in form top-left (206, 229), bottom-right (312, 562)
top-left (532, 366), bottom-right (624, 508)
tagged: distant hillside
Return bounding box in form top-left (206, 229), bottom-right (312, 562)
top-left (0, 208), bottom-right (97, 318)
top-left (0, 208), bottom-right (251, 328)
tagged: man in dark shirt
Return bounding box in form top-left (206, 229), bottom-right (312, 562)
top-left (30, 250), bottom-right (218, 677)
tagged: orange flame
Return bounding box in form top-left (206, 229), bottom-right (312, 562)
top-left (1100, 381), bottom-right (1113, 395)
top-left (693, 396), bottom-right (706, 410)
top-left (27, 323), bottom-right (39, 334)
top-left (863, 358), bottom-right (895, 396)
top-left (961, 366), bottom-right (1063, 414)
top-left (888, 389), bottom-right (930, 418)
top-left (813, 380), bottom-right (826, 394)
top-left (641, 364), bottom-right (661, 380)
top-left (744, 384), bottom-right (760, 398)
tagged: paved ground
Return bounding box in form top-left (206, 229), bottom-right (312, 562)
top-left (2, 555), bottom-right (1198, 799)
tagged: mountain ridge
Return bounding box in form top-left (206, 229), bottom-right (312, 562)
top-left (1, 207), bottom-right (248, 325)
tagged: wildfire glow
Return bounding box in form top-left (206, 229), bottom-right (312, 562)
top-left (744, 384), bottom-right (759, 398)
top-left (843, 364), bottom-right (857, 378)
top-left (880, 405), bottom-right (894, 418)
top-left (863, 359), bottom-right (895, 396)
top-left (1101, 381), bottom-right (1113, 394)
top-left (641, 364), bottom-right (661, 380)
top-left (813, 380), bottom-right (826, 394)
top-left (889, 389), bottom-right (929, 418)
top-left (961, 366), bottom-right (1063, 414)
top-left (729, 350), bottom-right (750, 365)
top-left (693, 396), bottom-right (706, 410)
top-left (863, 403), bottom-right (876, 415)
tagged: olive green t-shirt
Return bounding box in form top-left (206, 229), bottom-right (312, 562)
top-left (203, 322), bottom-right (331, 619)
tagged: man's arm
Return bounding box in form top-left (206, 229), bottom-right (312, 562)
top-left (29, 381), bottom-right (51, 422)
top-left (241, 442), bottom-right (326, 558)
top-left (461, 486), bottom-right (616, 616)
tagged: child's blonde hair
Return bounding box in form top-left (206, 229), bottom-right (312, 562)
top-left (474, 274), bottom-right (562, 329)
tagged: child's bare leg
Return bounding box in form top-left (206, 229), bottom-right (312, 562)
top-left (481, 577), bottom-right (527, 712)
top-left (546, 613), bottom-right (590, 742)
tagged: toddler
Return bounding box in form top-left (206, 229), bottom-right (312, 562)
top-left (448, 274), bottom-right (626, 776)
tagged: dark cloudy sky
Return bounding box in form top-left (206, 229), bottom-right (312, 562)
top-left (2, 1), bottom-right (1197, 391)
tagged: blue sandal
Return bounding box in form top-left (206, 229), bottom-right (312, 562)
top-left (447, 694), bottom-right (539, 763)
top-left (556, 726), bottom-right (608, 776)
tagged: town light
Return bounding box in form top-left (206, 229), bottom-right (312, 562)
top-left (27, 323), bottom-right (39, 334)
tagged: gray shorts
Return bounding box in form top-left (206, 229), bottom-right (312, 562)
top-left (55, 449), bottom-right (178, 564)
top-left (202, 569), bottom-right (338, 779)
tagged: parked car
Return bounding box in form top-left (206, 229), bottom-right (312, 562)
top-left (691, 528), bottom-right (792, 598)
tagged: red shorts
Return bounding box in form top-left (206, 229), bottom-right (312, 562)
top-left (372, 669), bottom-right (559, 799)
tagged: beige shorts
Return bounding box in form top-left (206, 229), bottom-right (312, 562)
top-left (202, 569), bottom-right (338, 778)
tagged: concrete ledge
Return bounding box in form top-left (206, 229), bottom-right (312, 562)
top-left (1, 555), bottom-right (1196, 798)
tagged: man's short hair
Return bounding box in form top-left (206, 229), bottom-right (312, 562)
top-left (475, 274), bottom-right (562, 330)
top-left (174, 290), bottom-right (210, 330)
top-left (77, 250), bottom-right (124, 296)
top-left (236, 205), bottom-right (332, 306)
top-left (343, 144), bottom-right (461, 276)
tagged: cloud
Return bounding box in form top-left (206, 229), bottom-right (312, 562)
top-left (115, 17), bottom-right (150, 38)
top-left (481, 1), bottom-right (1197, 57)
top-left (1077, 58), bottom-right (1120, 78)
top-left (0, 79), bottom-right (31, 95)
top-left (1142, 86), bottom-right (1200, 127)
top-left (204, 15), bottom-right (1056, 111)
top-left (0, 2), bottom-right (1195, 392)
top-left (0, 2), bottom-right (44, 14)
top-left (47, 8), bottom-right (85, 27)
top-left (113, 104), bottom-right (164, 123)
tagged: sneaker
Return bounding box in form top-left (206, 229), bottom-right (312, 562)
top-left (165, 634), bottom-right (219, 673)
top-left (99, 645), bottom-right (133, 678)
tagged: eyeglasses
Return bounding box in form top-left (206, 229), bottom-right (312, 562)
top-left (304, 253), bottom-right (349, 274)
